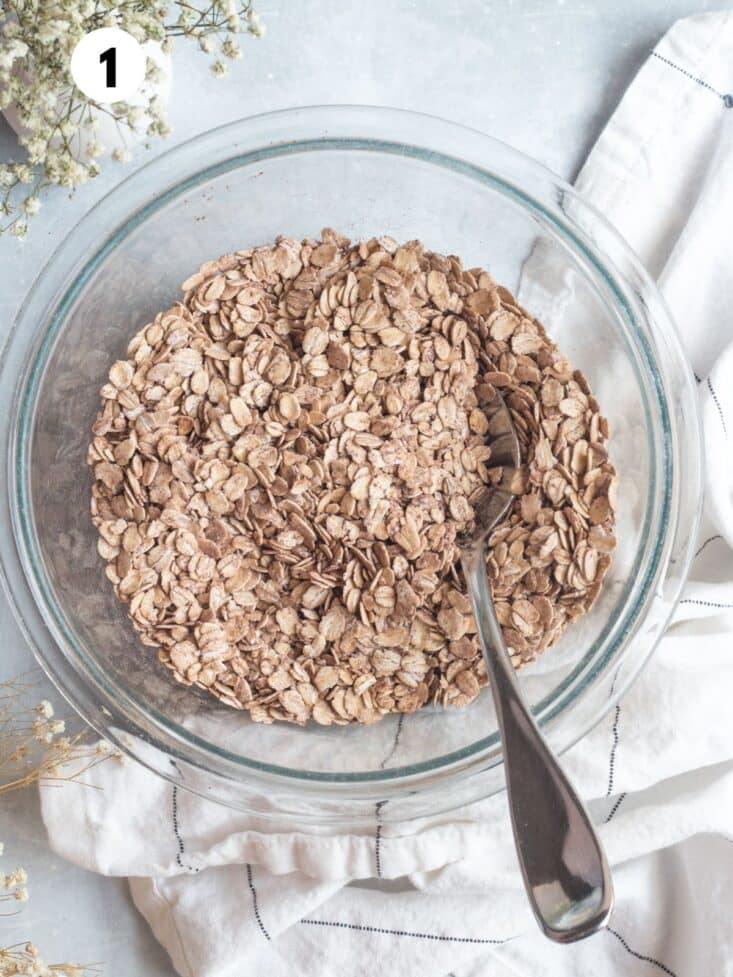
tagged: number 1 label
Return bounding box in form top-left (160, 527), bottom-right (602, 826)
top-left (71, 28), bottom-right (145, 101)
top-left (99, 47), bottom-right (117, 88)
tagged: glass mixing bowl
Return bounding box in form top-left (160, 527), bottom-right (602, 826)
top-left (0, 106), bottom-right (702, 826)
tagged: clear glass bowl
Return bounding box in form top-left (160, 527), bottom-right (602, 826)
top-left (0, 106), bottom-right (702, 826)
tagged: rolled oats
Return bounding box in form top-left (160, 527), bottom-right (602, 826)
top-left (88, 229), bottom-right (617, 726)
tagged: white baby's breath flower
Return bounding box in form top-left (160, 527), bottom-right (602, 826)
top-left (37, 21), bottom-right (68, 46)
top-left (148, 94), bottom-right (165, 116)
top-left (126, 104), bottom-right (145, 127)
top-left (210, 59), bottom-right (228, 77)
top-left (14, 885), bottom-right (29, 902)
top-left (96, 739), bottom-right (124, 761)
top-left (247, 9), bottom-right (265, 37)
top-left (36, 700), bottom-right (54, 719)
top-left (84, 141), bottom-right (104, 159)
top-left (111, 147), bottom-right (132, 164)
top-left (6, 868), bottom-right (28, 887)
top-left (58, 165), bottom-right (76, 189)
top-left (22, 113), bottom-right (45, 137)
top-left (147, 118), bottom-right (172, 137)
top-left (43, 151), bottom-right (62, 181)
top-left (0, 38), bottom-right (28, 70)
top-left (59, 118), bottom-right (78, 140)
top-left (10, 220), bottom-right (28, 239)
top-left (32, 716), bottom-right (65, 743)
top-left (221, 38), bottom-right (242, 60)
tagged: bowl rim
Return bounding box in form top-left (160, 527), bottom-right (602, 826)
top-left (0, 105), bottom-right (703, 812)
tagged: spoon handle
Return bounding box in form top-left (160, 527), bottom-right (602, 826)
top-left (462, 543), bottom-right (614, 942)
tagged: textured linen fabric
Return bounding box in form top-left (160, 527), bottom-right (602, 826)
top-left (41, 12), bottom-right (733, 977)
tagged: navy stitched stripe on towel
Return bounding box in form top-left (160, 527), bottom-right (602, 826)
top-left (695, 534), bottom-right (722, 558)
top-left (606, 704), bottom-right (622, 797)
top-left (605, 792), bottom-right (627, 824)
top-left (300, 919), bottom-right (509, 945)
top-left (375, 800), bottom-right (388, 878)
top-left (707, 377), bottom-right (728, 438)
top-left (379, 713), bottom-right (405, 770)
top-left (679, 598), bottom-right (733, 610)
top-left (247, 864), bottom-right (271, 941)
top-left (608, 927), bottom-right (678, 976)
top-left (373, 717), bottom-right (405, 878)
top-left (651, 50), bottom-right (731, 106)
top-left (171, 786), bottom-right (198, 873)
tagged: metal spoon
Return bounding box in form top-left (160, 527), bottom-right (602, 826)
top-left (459, 391), bottom-right (614, 942)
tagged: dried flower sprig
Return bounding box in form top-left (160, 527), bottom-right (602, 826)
top-left (0, 1), bottom-right (264, 238)
top-left (0, 941), bottom-right (100, 976)
top-left (0, 860), bottom-right (28, 912)
top-left (1, 678), bottom-right (112, 972)
top-left (0, 679), bottom-right (110, 795)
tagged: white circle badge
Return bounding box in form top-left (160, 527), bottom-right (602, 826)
top-left (70, 27), bottom-right (146, 103)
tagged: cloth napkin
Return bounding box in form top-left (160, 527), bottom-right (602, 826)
top-left (41, 13), bottom-right (733, 977)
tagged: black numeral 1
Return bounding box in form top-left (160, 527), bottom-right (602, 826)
top-left (99, 46), bottom-right (117, 87)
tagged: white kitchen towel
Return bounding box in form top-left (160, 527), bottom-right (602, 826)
top-left (41, 12), bottom-right (733, 977)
